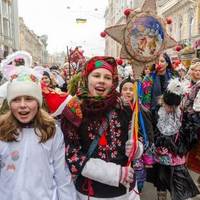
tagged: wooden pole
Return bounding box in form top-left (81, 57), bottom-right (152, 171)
top-left (66, 45), bottom-right (71, 78)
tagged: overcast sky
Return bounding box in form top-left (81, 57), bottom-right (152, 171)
top-left (18, 0), bottom-right (108, 57)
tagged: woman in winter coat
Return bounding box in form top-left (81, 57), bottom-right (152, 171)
top-left (182, 61), bottom-right (200, 189)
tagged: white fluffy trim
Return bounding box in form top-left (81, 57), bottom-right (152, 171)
top-left (167, 78), bottom-right (183, 95)
top-left (81, 158), bottom-right (121, 187)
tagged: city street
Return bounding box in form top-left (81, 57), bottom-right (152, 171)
top-left (0, 0), bottom-right (200, 199)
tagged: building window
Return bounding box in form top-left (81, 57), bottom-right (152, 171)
top-left (169, 26), bottom-right (172, 36)
top-left (0, 14), bottom-right (2, 35)
top-left (174, 22), bottom-right (177, 40)
top-left (188, 8), bottom-right (194, 42)
top-left (3, 18), bottom-right (9, 37)
top-left (158, 0), bottom-right (169, 7)
top-left (2, 0), bottom-right (9, 18)
top-left (4, 45), bottom-right (9, 58)
top-left (189, 16), bottom-right (194, 40)
top-left (179, 17), bottom-right (183, 41)
top-left (122, 0), bottom-right (127, 10)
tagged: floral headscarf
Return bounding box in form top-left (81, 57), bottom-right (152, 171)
top-left (81, 56), bottom-right (118, 91)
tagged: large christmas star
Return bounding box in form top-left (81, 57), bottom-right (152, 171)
top-left (105, 0), bottom-right (177, 76)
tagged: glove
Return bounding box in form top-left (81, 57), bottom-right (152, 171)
top-left (120, 166), bottom-right (134, 187)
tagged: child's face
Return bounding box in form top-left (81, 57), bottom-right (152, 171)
top-left (144, 67), bottom-right (150, 75)
top-left (88, 68), bottom-right (113, 97)
top-left (10, 96), bottom-right (39, 124)
top-left (121, 82), bottom-right (134, 102)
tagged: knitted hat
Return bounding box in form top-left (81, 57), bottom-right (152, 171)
top-left (163, 78), bottom-right (183, 106)
top-left (43, 71), bottom-right (51, 80)
top-left (119, 76), bottom-right (135, 93)
top-left (82, 56), bottom-right (118, 88)
top-left (7, 67), bottom-right (43, 106)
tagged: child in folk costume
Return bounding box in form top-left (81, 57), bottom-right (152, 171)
top-left (120, 77), bottom-right (145, 193)
top-left (182, 62), bottom-right (200, 189)
top-left (0, 65), bottom-right (76, 200)
top-left (119, 76), bottom-right (135, 105)
top-left (151, 78), bottom-right (199, 200)
top-left (61, 56), bottom-right (143, 200)
top-left (119, 76), bottom-right (153, 194)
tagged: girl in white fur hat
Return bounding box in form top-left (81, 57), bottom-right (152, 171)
top-left (0, 52), bottom-right (77, 200)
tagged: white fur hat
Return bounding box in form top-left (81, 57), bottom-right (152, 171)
top-left (0, 51), bottom-right (43, 106)
top-left (7, 67), bottom-right (43, 106)
top-left (163, 78), bottom-right (183, 106)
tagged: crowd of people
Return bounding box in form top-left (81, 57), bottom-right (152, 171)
top-left (0, 50), bottom-right (199, 200)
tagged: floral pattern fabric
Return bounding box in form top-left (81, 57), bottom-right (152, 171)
top-left (142, 75), bottom-right (153, 110)
top-left (61, 100), bottom-right (131, 197)
top-left (61, 108), bottom-right (129, 176)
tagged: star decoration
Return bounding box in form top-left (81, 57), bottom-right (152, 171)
top-left (105, 0), bottom-right (177, 77)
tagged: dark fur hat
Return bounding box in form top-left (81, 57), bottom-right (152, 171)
top-left (163, 91), bottom-right (181, 106)
top-left (119, 76), bottom-right (135, 93)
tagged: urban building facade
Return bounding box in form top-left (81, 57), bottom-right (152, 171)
top-left (0, 0), bottom-right (19, 60)
top-left (104, 0), bottom-right (144, 57)
top-left (158, 0), bottom-right (200, 47)
top-left (104, 0), bottom-right (128, 57)
top-left (19, 17), bottom-right (48, 65)
top-left (104, 0), bottom-right (200, 58)
top-left (48, 51), bottom-right (66, 66)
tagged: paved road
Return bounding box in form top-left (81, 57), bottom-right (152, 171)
top-left (140, 170), bottom-right (200, 200)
